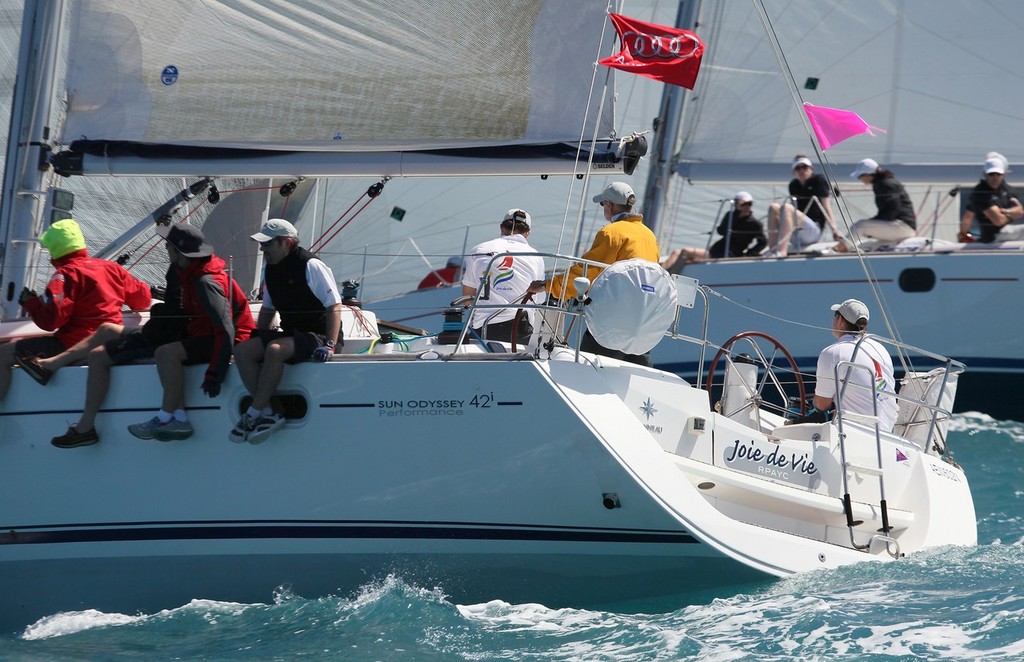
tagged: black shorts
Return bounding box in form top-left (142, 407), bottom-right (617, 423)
top-left (254, 329), bottom-right (325, 364)
top-left (179, 335), bottom-right (218, 365)
top-left (105, 327), bottom-right (159, 365)
top-left (14, 335), bottom-right (65, 359)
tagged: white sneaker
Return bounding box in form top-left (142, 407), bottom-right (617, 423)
top-left (228, 412), bottom-right (257, 444)
top-left (247, 413), bottom-right (286, 445)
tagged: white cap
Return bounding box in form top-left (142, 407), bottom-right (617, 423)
top-left (502, 208), bottom-right (532, 228)
top-left (592, 182), bottom-right (636, 206)
top-left (983, 158), bottom-right (1006, 175)
top-left (792, 156), bottom-right (813, 170)
top-left (251, 218), bottom-right (298, 242)
top-left (734, 191), bottom-right (753, 203)
top-left (850, 158), bottom-right (879, 179)
top-left (831, 298), bottom-right (870, 325)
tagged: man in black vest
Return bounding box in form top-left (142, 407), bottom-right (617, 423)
top-left (231, 219), bottom-right (343, 444)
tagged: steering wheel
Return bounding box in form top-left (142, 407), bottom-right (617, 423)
top-left (705, 331), bottom-right (807, 419)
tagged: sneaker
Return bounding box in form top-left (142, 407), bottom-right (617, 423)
top-left (228, 412), bottom-right (257, 444)
top-left (247, 413), bottom-right (286, 445)
top-left (15, 355), bottom-right (53, 386)
top-left (154, 419), bottom-right (194, 441)
top-left (51, 426), bottom-right (99, 449)
top-left (128, 416), bottom-right (166, 440)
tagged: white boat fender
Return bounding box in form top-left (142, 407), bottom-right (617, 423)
top-left (584, 259), bottom-right (678, 355)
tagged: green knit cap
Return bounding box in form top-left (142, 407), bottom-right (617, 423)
top-left (40, 218), bottom-right (86, 259)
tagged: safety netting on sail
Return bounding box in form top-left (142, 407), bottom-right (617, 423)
top-left (584, 259), bottom-right (678, 356)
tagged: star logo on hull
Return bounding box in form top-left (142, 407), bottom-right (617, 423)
top-left (640, 398), bottom-right (657, 420)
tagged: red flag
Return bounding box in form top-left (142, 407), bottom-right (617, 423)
top-left (599, 14), bottom-right (704, 89)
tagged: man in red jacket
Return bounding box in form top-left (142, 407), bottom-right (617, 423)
top-left (127, 222), bottom-right (255, 441)
top-left (0, 218), bottom-right (151, 400)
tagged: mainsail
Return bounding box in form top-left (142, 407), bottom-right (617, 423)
top-left (54, 0), bottom-right (629, 177)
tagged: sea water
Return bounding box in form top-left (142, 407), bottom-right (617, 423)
top-left (1, 413), bottom-right (1020, 661)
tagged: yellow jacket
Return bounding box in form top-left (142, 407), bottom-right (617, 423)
top-left (549, 213), bottom-right (660, 300)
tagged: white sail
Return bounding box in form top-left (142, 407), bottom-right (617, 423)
top-left (677, 0), bottom-right (1024, 183)
top-left (56, 0), bottom-right (630, 177)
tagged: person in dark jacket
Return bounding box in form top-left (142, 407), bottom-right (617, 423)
top-left (128, 223), bottom-right (255, 441)
top-left (708, 191), bottom-right (768, 258)
top-left (661, 192), bottom-right (766, 272)
top-left (836, 158), bottom-right (916, 252)
top-left (230, 219), bottom-right (342, 444)
top-left (0, 218), bottom-right (151, 401)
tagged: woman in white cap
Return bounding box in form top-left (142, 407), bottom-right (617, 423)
top-left (958, 152), bottom-right (1024, 243)
top-left (835, 158), bottom-right (916, 252)
top-left (765, 154), bottom-right (837, 257)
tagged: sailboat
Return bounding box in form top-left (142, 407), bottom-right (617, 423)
top-left (0, 0), bottom-right (975, 632)
top-left (640, 0), bottom-right (1024, 420)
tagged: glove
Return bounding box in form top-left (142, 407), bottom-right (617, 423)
top-left (786, 406), bottom-right (830, 425)
top-left (201, 372), bottom-right (222, 398)
top-left (18, 287), bottom-right (37, 305)
top-left (312, 340), bottom-right (335, 363)
top-left (956, 231), bottom-right (975, 243)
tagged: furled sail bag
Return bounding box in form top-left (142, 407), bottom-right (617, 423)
top-left (584, 259), bottom-right (678, 355)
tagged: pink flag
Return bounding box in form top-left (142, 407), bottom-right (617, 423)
top-left (802, 103), bottom-right (885, 151)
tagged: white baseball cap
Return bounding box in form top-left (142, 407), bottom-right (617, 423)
top-left (503, 208), bottom-right (532, 228)
top-left (592, 182), bottom-right (636, 206)
top-left (792, 156), bottom-right (813, 170)
top-left (251, 218), bottom-right (298, 242)
top-left (734, 191), bottom-right (753, 203)
top-left (850, 158), bottom-right (879, 179)
top-left (983, 158), bottom-right (1006, 175)
top-left (831, 298), bottom-right (870, 325)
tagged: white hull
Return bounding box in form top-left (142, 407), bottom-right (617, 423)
top-left (0, 323), bottom-right (975, 630)
top-left (372, 249), bottom-right (1024, 418)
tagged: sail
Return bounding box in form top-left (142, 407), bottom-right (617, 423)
top-left (677, 1), bottom-right (1024, 183)
top-left (56, 0), bottom-right (623, 177)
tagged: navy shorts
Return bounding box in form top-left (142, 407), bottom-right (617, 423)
top-left (14, 335), bottom-right (65, 359)
top-left (254, 329), bottom-right (325, 364)
top-left (105, 328), bottom-right (159, 365)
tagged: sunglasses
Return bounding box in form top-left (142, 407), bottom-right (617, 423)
top-left (260, 239), bottom-right (275, 248)
top-left (794, 164), bottom-right (811, 171)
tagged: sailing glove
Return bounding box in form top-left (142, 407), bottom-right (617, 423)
top-left (312, 340), bottom-right (335, 363)
top-left (201, 371), bottom-right (221, 398)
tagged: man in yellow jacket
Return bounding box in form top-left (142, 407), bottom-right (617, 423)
top-left (531, 181), bottom-right (660, 365)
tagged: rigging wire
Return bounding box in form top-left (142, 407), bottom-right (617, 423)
top-left (752, 0), bottom-right (918, 379)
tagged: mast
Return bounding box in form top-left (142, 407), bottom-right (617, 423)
top-left (0, 0), bottom-right (64, 318)
top-left (642, 0), bottom-right (700, 235)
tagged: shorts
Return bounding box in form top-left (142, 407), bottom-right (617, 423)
top-left (14, 335), bottom-right (65, 360)
top-left (179, 335), bottom-right (218, 365)
top-left (789, 213), bottom-right (824, 251)
top-left (105, 327), bottom-right (159, 365)
top-left (254, 329), bottom-right (326, 364)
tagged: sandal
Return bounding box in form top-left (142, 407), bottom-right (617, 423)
top-left (15, 354), bottom-right (53, 386)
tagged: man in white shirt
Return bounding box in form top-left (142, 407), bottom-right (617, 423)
top-left (790, 298), bottom-right (898, 431)
top-left (461, 209), bottom-right (545, 344)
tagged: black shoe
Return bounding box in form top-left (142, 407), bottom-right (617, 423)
top-left (51, 426), bottom-right (99, 448)
top-left (15, 354), bottom-right (53, 386)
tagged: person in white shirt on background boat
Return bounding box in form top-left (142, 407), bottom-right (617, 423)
top-left (959, 153), bottom-right (1024, 243)
top-left (764, 155), bottom-right (839, 257)
top-left (787, 298), bottom-right (898, 432)
top-left (230, 219), bottom-right (343, 444)
top-left (834, 159), bottom-right (916, 253)
top-left (661, 191), bottom-right (766, 272)
top-left (461, 208), bottom-right (545, 344)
